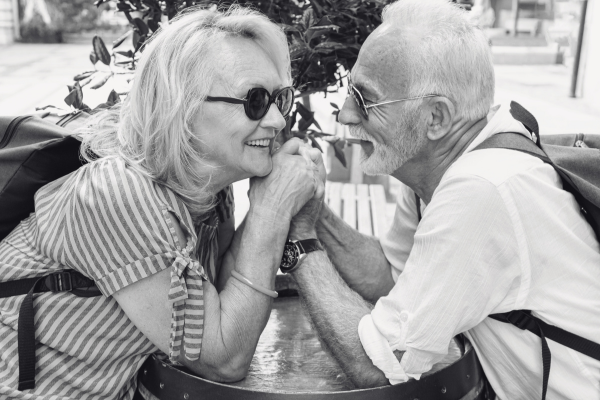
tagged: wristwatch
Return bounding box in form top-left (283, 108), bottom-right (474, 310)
top-left (280, 239), bottom-right (323, 274)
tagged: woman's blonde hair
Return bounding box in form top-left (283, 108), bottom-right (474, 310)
top-left (79, 5), bottom-right (291, 222)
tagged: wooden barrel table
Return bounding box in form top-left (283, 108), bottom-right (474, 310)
top-left (138, 296), bottom-right (494, 400)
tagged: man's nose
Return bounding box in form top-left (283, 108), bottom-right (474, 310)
top-left (338, 96), bottom-right (362, 126)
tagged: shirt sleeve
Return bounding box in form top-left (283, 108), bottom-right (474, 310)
top-left (64, 157), bottom-right (208, 362)
top-left (359, 174), bottom-right (524, 381)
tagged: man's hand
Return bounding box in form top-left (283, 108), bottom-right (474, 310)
top-left (290, 144), bottom-right (326, 240)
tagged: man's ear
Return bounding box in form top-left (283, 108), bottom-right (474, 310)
top-left (425, 97), bottom-right (455, 141)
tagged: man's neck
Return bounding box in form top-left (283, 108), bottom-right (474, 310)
top-left (392, 114), bottom-right (492, 204)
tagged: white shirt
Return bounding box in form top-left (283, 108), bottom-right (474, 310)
top-left (358, 104), bottom-right (600, 399)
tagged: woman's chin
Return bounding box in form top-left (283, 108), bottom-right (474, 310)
top-left (248, 161), bottom-right (273, 178)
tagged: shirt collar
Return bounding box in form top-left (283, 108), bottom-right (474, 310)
top-left (464, 103), bottom-right (532, 155)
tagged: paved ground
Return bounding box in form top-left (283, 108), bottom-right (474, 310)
top-left (2, 43), bottom-right (599, 226)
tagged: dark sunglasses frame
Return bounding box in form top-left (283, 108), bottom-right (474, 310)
top-left (206, 86), bottom-right (295, 121)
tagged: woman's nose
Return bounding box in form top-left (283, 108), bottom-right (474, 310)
top-left (338, 96), bottom-right (362, 126)
top-left (260, 104), bottom-right (287, 131)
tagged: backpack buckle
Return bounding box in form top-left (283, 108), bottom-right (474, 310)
top-left (505, 310), bottom-right (533, 330)
top-left (46, 272), bottom-right (73, 292)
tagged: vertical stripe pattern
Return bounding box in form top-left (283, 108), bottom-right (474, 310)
top-left (0, 156), bottom-right (230, 399)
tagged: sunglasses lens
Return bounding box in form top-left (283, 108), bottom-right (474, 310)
top-left (351, 85), bottom-right (368, 119)
top-left (275, 87), bottom-right (295, 118)
top-left (247, 88), bottom-right (270, 120)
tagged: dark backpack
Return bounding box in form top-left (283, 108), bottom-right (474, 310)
top-left (0, 112), bottom-right (90, 241)
top-left (0, 112), bottom-right (101, 391)
top-left (417, 101), bottom-right (600, 400)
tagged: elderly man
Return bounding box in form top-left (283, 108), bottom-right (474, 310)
top-left (284, 0), bottom-right (600, 398)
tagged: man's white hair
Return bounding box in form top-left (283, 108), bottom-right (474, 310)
top-left (382, 0), bottom-right (495, 120)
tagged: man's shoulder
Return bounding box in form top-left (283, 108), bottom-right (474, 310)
top-left (445, 147), bottom-right (549, 187)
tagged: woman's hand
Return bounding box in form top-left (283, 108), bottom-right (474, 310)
top-left (248, 138), bottom-right (323, 223)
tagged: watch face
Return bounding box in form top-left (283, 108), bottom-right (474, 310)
top-left (281, 243), bottom-right (300, 270)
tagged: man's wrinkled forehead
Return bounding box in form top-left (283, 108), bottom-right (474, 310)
top-left (351, 24), bottom-right (414, 96)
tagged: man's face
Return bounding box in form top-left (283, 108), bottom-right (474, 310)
top-left (339, 27), bottom-right (428, 175)
top-left (347, 100), bottom-right (427, 176)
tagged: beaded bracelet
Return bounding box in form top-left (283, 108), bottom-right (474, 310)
top-left (231, 270), bottom-right (278, 298)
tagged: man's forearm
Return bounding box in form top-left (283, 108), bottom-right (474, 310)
top-left (316, 204), bottom-right (394, 302)
top-left (291, 250), bottom-right (389, 388)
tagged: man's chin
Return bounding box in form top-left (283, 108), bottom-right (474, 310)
top-left (360, 151), bottom-right (400, 176)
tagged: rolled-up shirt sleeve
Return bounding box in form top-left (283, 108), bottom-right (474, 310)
top-left (359, 174), bottom-right (525, 382)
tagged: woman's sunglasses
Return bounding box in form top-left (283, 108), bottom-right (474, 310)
top-left (206, 86), bottom-right (295, 121)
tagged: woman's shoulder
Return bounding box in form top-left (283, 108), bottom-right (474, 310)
top-left (72, 156), bottom-right (195, 236)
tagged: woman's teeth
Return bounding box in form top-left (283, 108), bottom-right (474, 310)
top-left (246, 139), bottom-right (270, 147)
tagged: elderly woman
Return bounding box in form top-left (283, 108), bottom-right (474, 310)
top-left (0, 6), bottom-right (323, 400)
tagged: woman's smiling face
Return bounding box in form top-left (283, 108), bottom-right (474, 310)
top-left (194, 36), bottom-right (289, 190)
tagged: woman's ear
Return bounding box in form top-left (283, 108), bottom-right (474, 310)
top-left (425, 97), bottom-right (455, 141)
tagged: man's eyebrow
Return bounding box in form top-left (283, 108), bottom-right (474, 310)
top-left (353, 80), bottom-right (380, 100)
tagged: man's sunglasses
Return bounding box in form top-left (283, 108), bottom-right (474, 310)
top-left (206, 86), bottom-right (295, 121)
top-left (348, 77), bottom-right (439, 120)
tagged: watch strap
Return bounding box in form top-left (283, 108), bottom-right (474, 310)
top-left (296, 239), bottom-right (323, 255)
top-left (279, 239), bottom-right (323, 274)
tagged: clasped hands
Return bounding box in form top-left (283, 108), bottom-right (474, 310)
top-left (249, 137), bottom-right (326, 241)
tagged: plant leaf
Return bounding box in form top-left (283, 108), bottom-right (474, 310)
top-left (294, 101), bottom-right (313, 120)
top-left (330, 102), bottom-right (339, 110)
top-left (112, 30), bottom-right (131, 48)
top-left (300, 8), bottom-right (316, 30)
top-left (107, 90), bottom-right (121, 105)
top-left (89, 50), bottom-right (98, 65)
top-left (312, 118), bottom-right (322, 131)
top-left (309, 130), bottom-right (333, 138)
top-left (308, 135), bottom-right (323, 152)
top-left (132, 18), bottom-right (149, 36)
top-left (93, 36), bottom-right (111, 65)
top-left (148, 19), bottom-right (159, 32)
top-left (89, 72), bottom-right (112, 89)
top-left (117, 2), bottom-right (131, 11)
top-left (333, 139), bottom-right (347, 168)
top-left (73, 71), bottom-right (94, 81)
top-left (278, 23), bottom-right (300, 33)
top-left (298, 117), bottom-right (315, 132)
top-left (64, 82), bottom-right (83, 109)
top-left (313, 41), bottom-right (346, 53)
top-left (115, 50), bottom-right (134, 58)
top-left (332, 109), bottom-right (340, 122)
top-left (132, 30), bottom-right (141, 51)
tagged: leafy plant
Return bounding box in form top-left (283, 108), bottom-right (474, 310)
top-left (53, 0), bottom-right (472, 165)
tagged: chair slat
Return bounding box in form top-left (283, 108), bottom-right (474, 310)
top-left (327, 181), bottom-right (343, 218)
top-left (369, 184), bottom-right (388, 237)
top-left (356, 184), bottom-right (373, 236)
top-left (342, 183), bottom-right (357, 229)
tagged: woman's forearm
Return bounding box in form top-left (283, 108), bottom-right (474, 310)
top-left (196, 207), bottom-right (289, 381)
top-left (316, 204), bottom-right (394, 303)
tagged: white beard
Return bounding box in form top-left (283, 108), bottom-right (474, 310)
top-left (349, 106), bottom-right (427, 176)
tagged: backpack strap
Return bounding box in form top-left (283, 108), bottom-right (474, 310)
top-left (508, 100), bottom-right (540, 139)
top-left (490, 310), bottom-right (600, 400)
top-left (0, 270), bottom-right (100, 390)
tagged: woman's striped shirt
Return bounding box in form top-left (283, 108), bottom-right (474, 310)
top-left (0, 157), bottom-right (231, 399)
